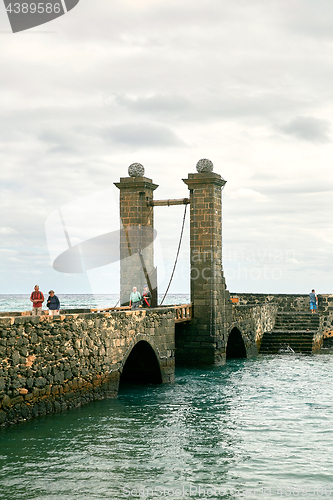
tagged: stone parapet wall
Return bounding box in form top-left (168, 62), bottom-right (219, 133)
top-left (176, 302), bottom-right (277, 364)
top-left (231, 293), bottom-right (312, 312)
top-left (231, 294), bottom-right (333, 351)
top-left (0, 309), bottom-right (92, 317)
top-left (231, 303), bottom-right (278, 353)
top-left (319, 295), bottom-right (333, 342)
top-left (231, 293), bottom-right (333, 313)
top-left (0, 308), bottom-right (175, 427)
top-left (318, 295), bottom-right (333, 313)
top-left (321, 315), bottom-right (333, 338)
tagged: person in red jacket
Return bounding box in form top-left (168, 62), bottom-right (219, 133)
top-left (142, 285), bottom-right (151, 307)
top-left (30, 285), bottom-right (44, 316)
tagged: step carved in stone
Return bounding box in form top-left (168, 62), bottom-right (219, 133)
top-left (259, 311), bottom-right (321, 354)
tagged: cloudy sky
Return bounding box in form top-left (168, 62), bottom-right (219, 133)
top-left (0, 0), bottom-right (333, 297)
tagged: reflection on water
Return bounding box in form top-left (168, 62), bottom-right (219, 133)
top-left (1, 355), bottom-right (333, 499)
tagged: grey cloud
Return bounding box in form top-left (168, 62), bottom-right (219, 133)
top-left (48, 0), bottom-right (242, 43)
top-left (0, 227), bottom-right (17, 235)
top-left (109, 91), bottom-right (306, 123)
top-left (248, 180), bottom-right (333, 195)
top-left (1, 0), bottom-right (333, 295)
top-left (39, 130), bottom-right (77, 154)
top-left (265, 184), bottom-right (333, 195)
top-left (114, 94), bottom-right (191, 117)
top-left (102, 123), bottom-right (185, 148)
top-left (224, 185), bottom-right (333, 225)
top-left (278, 116), bottom-right (332, 143)
top-left (280, 0), bottom-right (333, 40)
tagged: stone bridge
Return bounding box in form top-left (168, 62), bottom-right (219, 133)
top-left (1, 292), bottom-right (332, 426)
top-left (1, 160), bottom-right (332, 426)
top-left (0, 307), bottom-right (175, 426)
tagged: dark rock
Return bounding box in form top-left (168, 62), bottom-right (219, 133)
top-left (12, 351), bottom-right (20, 365)
top-left (46, 401), bottom-right (53, 413)
top-left (38, 403), bottom-right (46, 415)
top-left (54, 401), bottom-right (61, 412)
top-left (21, 404), bottom-right (29, 418)
top-left (31, 405), bottom-right (39, 417)
top-left (34, 377), bottom-right (47, 388)
top-left (26, 378), bottom-right (34, 389)
top-left (20, 346), bottom-right (28, 357)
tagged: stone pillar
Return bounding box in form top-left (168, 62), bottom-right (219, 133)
top-left (114, 163), bottom-right (158, 306)
top-left (182, 159), bottom-right (232, 365)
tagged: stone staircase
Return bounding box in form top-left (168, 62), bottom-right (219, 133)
top-left (259, 312), bottom-right (320, 354)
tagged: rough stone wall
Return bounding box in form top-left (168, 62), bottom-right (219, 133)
top-left (230, 303), bottom-right (278, 354)
top-left (176, 302), bottom-right (277, 364)
top-left (231, 293), bottom-right (312, 312)
top-left (318, 294), bottom-right (333, 314)
top-left (0, 308), bottom-right (175, 426)
top-left (313, 324), bottom-right (324, 351)
top-left (232, 294), bottom-right (333, 328)
top-left (318, 295), bottom-right (333, 344)
top-left (232, 293), bottom-right (333, 311)
top-left (232, 294), bottom-right (333, 351)
top-left (114, 176), bottom-right (158, 306)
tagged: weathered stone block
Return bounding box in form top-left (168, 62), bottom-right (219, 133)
top-left (2, 395), bottom-right (11, 407)
top-left (12, 351), bottom-right (20, 365)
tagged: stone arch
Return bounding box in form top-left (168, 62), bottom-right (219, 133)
top-left (226, 326), bottom-right (247, 359)
top-left (119, 335), bottom-right (162, 387)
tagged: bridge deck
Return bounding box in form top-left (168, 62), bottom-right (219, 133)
top-left (92, 303), bottom-right (193, 323)
top-left (0, 304), bottom-right (193, 323)
top-left (81, 303), bottom-right (193, 322)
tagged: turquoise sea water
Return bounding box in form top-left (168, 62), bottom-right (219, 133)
top-left (1, 355), bottom-right (333, 500)
top-left (0, 294), bottom-right (190, 312)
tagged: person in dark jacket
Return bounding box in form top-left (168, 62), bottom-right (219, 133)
top-left (47, 290), bottom-right (60, 315)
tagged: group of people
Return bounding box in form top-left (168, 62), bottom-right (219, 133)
top-left (129, 285), bottom-right (151, 310)
top-left (30, 285), bottom-right (60, 316)
top-left (30, 285), bottom-right (317, 314)
top-left (30, 284), bottom-right (151, 315)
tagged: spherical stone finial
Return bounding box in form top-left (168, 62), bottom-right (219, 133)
top-left (128, 163), bottom-right (145, 177)
top-left (196, 158), bottom-right (214, 173)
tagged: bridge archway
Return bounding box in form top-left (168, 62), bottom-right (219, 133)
top-left (226, 327), bottom-right (247, 359)
top-left (119, 339), bottom-right (162, 387)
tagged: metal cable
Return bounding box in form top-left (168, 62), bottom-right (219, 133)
top-left (160, 203), bottom-right (188, 306)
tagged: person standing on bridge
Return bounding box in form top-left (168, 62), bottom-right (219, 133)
top-left (142, 285), bottom-right (151, 307)
top-left (47, 290), bottom-right (60, 315)
top-left (129, 286), bottom-right (141, 310)
top-left (309, 289), bottom-right (318, 313)
top-left (30, 285), bottom-right (44, 316)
